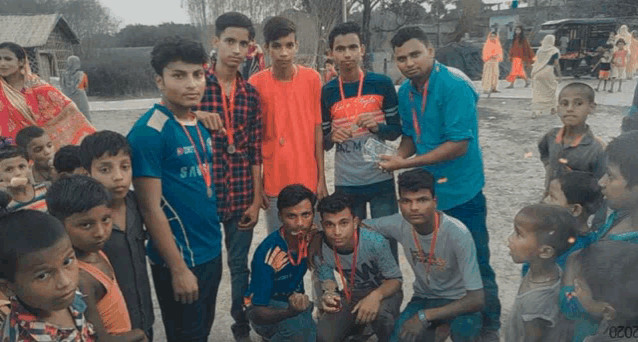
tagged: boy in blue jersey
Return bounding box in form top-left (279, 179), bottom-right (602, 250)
top-left (322, 21), bottom-right (401, 258)
top-left (244, 184), bottom-right (317, 342)
top-left (127, 37), bottom-right (223, 342)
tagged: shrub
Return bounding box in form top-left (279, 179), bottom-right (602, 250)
top-left (83, 47), bottom-right (158, 97)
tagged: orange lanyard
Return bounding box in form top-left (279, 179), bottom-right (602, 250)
top-left (220, 78), bottom-right (237, 152)
top-left (280, 228), bottom-right (308, 266)
top-left (179, 120), bottom-right (213, 198)
top-left (409, 80), bottom-right (429, 142)
top-left (411, 212), bottom-right (439, 278)
top-left (333, 228), bottom-right (359, 302)
top-left (338, 69), bottom-right (365, 126)
top-left (338, 69), bottom-right (364, 102)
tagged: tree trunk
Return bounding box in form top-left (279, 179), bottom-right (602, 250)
top-left (362, 0), bottom-right (374, 71)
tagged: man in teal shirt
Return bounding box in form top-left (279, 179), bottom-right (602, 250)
top-left (379, 26), bottom-right (500, 341)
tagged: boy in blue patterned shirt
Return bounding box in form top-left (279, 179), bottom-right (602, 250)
top-left (127, 37), bottom-right (223, 342)
top-left (244, 185), bottom-right (317, 342)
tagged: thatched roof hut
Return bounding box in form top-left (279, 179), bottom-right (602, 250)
top-left (0, 14), bottom-right (80, 81)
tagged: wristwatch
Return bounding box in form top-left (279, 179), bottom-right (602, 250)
top-left (418, 310), bottom-right (431, 329)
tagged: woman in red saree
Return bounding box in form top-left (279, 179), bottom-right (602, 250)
top-left (0, 42), bottom-right (95, 145)
top-left (506, 26), bottom-right (534, 88)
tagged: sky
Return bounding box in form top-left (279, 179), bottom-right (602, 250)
top-left (103, 0), bottom-right (514, 28)
top-left (103, 0), bottom-right (191, 26)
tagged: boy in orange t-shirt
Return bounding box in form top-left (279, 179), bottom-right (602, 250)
top-left (249, 16), bottom-right (328, 233)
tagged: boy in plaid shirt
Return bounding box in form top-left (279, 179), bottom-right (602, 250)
top-left (195, 12), bottom-right (263, 342)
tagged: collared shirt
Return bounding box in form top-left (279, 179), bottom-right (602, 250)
top-left (197, 68), bottom-right (262, 221)
top-left (538, 125), bottom-right (606, 184)
top-left (128, 103), bottom-right (222, 267)
top-left (101, 191), bottom-right (154, 333)
top-left (397, 61), bottom-right (485, 211)
top-left (0, 293), bottom-right (96, 342)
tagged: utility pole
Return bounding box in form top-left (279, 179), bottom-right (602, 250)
top-left (343, 0), bottom-right (348, 22)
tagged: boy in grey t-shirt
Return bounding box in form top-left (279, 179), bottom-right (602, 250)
top-left (364, 169), bottom-right (484, 341)
top-left (312, 193), bottom-right (403, 342)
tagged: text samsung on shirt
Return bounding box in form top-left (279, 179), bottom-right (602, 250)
top-left (176, 138), bottom-right (213, 180)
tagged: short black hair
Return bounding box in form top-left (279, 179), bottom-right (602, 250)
top-left (150, 37), bottom-right (208, 76)
top-left (46, 175), bottom-right (113, 223)
top-left (15, 126), bottom-right (46, 151)
top-left (325, 58), bottom-right (334, 65)
top-left (277, 184), bottom-right (316, 212)
top-left (0, 42), bottom-right (26, 62)
top-left (391, 26), bottom-right (432, 50)
top-left (617, 38), bottom-right (626, 46)
top-left (79, 130), bottom-right (131, 172)
top-left (215, 12), bottom-right (255, 40)
top-left (559, 82), bottom-right (596, 104)
top-left (575, 240), bottom-right (638, 322)
top-left (555, 171), bottom-right (604, 216)
top-left (606, 131), bottom-right (638, 188)
top-left (54, 145), bottom-right (83, 174)
top-left (517, 204), bottom-right (578, 256)
top-left (398, 168), bottom-right (435, 198)
top-left (263, 16), bottom-right (296, 45)
top-left (329, 21), bottom-right (362, 49)
top-left (318, 192), bottom-right (356, 219)
top-left (0, 145), bottom-right (28, 163)
top-left (0, 191), bottom-right (67, 282)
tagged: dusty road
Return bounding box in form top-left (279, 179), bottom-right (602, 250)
top-left (90, 78), bottom-right (636, 341)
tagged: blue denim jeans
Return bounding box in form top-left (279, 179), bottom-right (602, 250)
top-left (250, 299), bottom-right (317, 342)
top-left (335, 179), bottom-right (399, 260)
top-left (223, 216), bottom-right (254, 338)
top-left (317, 289), bottom-right (403, 342)
top-left (151, 256), bottom-right (222, 342)
top-left (391, 297), bottom-right (482, 342)
top-left (443, 191), bottom-right (501, 332)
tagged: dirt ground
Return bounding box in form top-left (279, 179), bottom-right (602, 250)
top-left (91, 80), bottom-right (631, 342)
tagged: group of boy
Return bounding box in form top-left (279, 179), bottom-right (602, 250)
top-left (142, 12), bottom-right (500, 342)
top-left (0, 9), bottom-right (515, 342)
top-left (2, 7), bottom-right (638, 342)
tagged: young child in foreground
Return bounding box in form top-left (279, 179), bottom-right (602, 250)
top-left (561, 240), bottom-right (638, 342)
top-left (505, 204), bottom-right (578, 341)
top-left (79, 130), bottom-right (154, 339)
top-left (15, 126), bottom-right (56, 183)
top-left (0, 144), bottom-right (48, 211)
top-left (46, 175), bottom-right (147, 342)
top-left (54, 145), bottom-right (87, 178)
top-left (520, 171), bottom-right (604, 276)
top-left (0, 192), bottom-right (96, 341)
top-left (595, 130), bottom-right (638, 243)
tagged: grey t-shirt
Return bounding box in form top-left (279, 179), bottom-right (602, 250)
top-left (314, 228), bottom-right (402, 291)
top-left (504, 272), bottom-right (563, 341)
top-left (364, 212), bottom-right (482, 299)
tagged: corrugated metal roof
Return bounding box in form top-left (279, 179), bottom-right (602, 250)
top-left (0, 14), bottom-right (80, 48)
